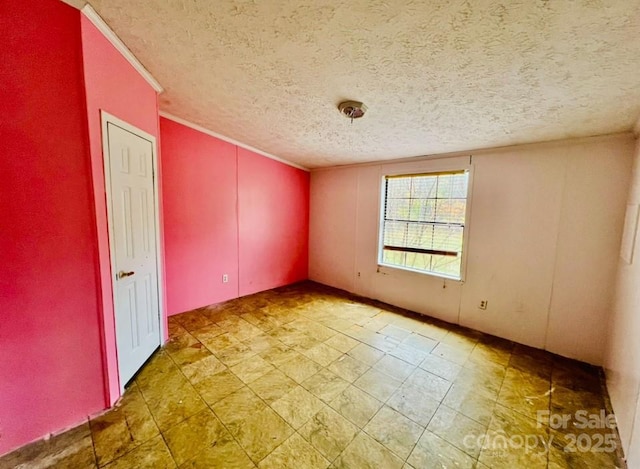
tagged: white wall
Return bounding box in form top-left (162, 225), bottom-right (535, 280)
top-left (310, 134), bottom-right (634, 365)
top-left (605, 136), bottom-right (640, 464)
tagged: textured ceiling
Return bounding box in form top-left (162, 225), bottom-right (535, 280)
top-left (81, 0), bottom-right (640, 168)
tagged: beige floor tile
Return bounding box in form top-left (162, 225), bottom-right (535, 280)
top-left (299, 406), bottom-right (358, 461)
top-left (402, 333), bottom-right (439, 353)
top-left (478, 404), bottom-right (549, 469)
top-left (333, 432), bottom-right (403, 469)
top-left (198, 331), bottom-right (241, 354)
top-left (427, 405), bottom-right (487, 458)
top-left (364, 405), bottom-right (424, 459)
top-left (243, 333), bottom-right (282, 353)
top-left (303, 322), bottom-right (338, 342)
top-left (223, 318), bottom-right (264, 341)
top-left (373, 354), bottom-right (416, 381)
top-left (547, 429), bottom-right (621, 469)
top-left (241, 312), bottom-right (279, 333)
top-left (2, 282), bottom-right (624, 469)
top-left (419, 354), bottom-right (462, 381)
top-left (180, 438), bottom-right (255, 468)
top-left (215, 342), bottom-right (259, 367)
top-left (165, 328), bottom-right (199, 355)
top-left (431, 342), bottom-right (471, 365)
top-left (212, 387), bottom-right (266, 433)
top-left (550, 384), bottom-right (606, 416)
top-left (498, 367), bottom-right (551, 420)
top-left (327, 354), bottom-right (370, 382)
top-left (412, 322), bottom-right (449, 342)
top-left (91, 383), bottom-right (159, 465)
top-left (302, 369), bottom-right (350, 403)
top-left (181, 354), bottom-right (226, 384)
top-left (454, 366), bottom-right (503, 399)
top-left (354, 368), bottom-right (403, 401)
top-left (280, 330), bottom-right (319, 350)
top-left (379, 324), bottom-right (412, 341)
top-left (277, 353), bottom-right (323, 383)
top-left (469, 344), bottom-right (512, 368)
top-left (360, 316), bottom-right (390, 332)
top-left (230, 355), bottom-right (275, 384)
top-left (102, 435), bottom-right (175, 469)
top-left (442, 382), bottom-right (497, 426)
top-left (0, 422), bottom-right (97, 469)
top-left (302, 343), bottom-right (343, 366)
top-left (248, 368), bottom-right (297, 404)
top-left (407, 431), bottom-right (476, 469)
top-left (190, 323), bottom-right (225, 344)
top-left (135, 351), bottom-right (183, 391)
top-left (388, 343), bottom-right (429, 366)
top-left (498, 380), bottom-right (551, 421)
top-left (233, 407), bottom-right (294, 462)
top-left (271, 386), bottom-right (325, 429)
top-left (502, 367), bottom-right (551, 394)
top-left (258, 433), bottom-right (329, 469)
top-left (259, 343), bottom-right (297, 367)
top-left (163, 408), bottom-right (230, 465)
top-left (387, 384), bottom-right (440, 426)
top-left (140, 374), bottom-right (207, 432)
top-left (330, 385), bottom-right (383, 428)
top-left (347, 343), bottom-right (385, 366)
top-left (324, 333), bottom-right (360, 353)
top-left (510, 346), bottom-right (553, 380)
top-left (192, 369), bottom-right (245, 405)
top-left (404, 368), bottom-right (452, 402)
top-left (360, 332), bottom-right (400, 353)
top-left (175, 310), bottom-right (213, 333)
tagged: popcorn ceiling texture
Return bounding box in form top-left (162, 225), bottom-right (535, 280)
top-left (84, 0), bottom-right (640, 168)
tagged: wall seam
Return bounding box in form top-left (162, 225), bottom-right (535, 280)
top-left (543, 149), bottom-right (571, 353)
top-left (236, 145), bottom-right (240, 298)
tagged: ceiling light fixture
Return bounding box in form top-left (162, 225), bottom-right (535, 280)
top-left (338, 101), bottom-right (367, 123)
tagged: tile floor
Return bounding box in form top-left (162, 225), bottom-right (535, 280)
top-left (1, 281), bottom-right (627, 468)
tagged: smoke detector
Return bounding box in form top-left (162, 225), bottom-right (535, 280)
top-left (338, 101), bottom-right (367, 121)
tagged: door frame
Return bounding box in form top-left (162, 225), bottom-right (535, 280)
top-left (101, 110), bottom-right (165, 393)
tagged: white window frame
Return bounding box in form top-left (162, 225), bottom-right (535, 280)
top-left (377, 161), bottom-right (474, 282)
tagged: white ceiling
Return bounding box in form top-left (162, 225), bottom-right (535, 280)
top-left (72, 0), bottom-right (640, 168)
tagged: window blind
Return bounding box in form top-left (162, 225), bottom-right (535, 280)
top-left (381, 170), bottom-right (469, 278)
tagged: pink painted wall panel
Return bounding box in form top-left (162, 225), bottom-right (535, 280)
top-left (160, 120), bottom-right (309, 314)
top-left (238, 148), bottom-right (309, 296)
top-left (81, 15), bottom-right (163, 403)
top-left (160, 118), bottom-right (239, 315)
top-left (0, 0), bottom-right (104, 455)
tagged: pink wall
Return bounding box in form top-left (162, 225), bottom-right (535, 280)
top-left (161, 118), bottom-right (309, 315)
top-left (238, 148), bottom-right (309, 296)
top-left (0, 0), bottom-right (105, 455)
top-left (80, 14), bottom-right (164, 405)
top-left (161, 118), bottom-right (239, 314)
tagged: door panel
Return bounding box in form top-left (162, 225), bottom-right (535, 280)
top-left (107, 122), bottom-right (160, 386)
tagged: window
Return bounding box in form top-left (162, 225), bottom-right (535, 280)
top-left (379, 170), bottom-right (470, 279)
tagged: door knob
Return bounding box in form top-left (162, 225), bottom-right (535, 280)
top-left (118, 271), bottom-right (135, 279)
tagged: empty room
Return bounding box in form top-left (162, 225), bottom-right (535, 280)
top-left (2, 0), bottom-right (640, 468)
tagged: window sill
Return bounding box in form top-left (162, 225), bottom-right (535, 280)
top-left (377, 263), bottom-right (464, 282)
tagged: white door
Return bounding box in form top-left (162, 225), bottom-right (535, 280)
top-left (105, 120), bottom-right (161, 386)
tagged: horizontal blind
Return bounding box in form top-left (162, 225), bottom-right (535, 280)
top-left (381, 171), bottom-right (468, 278)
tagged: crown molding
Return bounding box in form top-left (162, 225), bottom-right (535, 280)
top-left (159, 112), bottom-right (309, 172)
top-left (81, 4), bottom-right (163, 93)
top-left (310, 131), bottom-right (634, 172)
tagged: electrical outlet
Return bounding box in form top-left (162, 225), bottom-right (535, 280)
top-left (479, 300), bottom-right (488, 310)
top-left (222, 274), bottom-right (229, 283)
